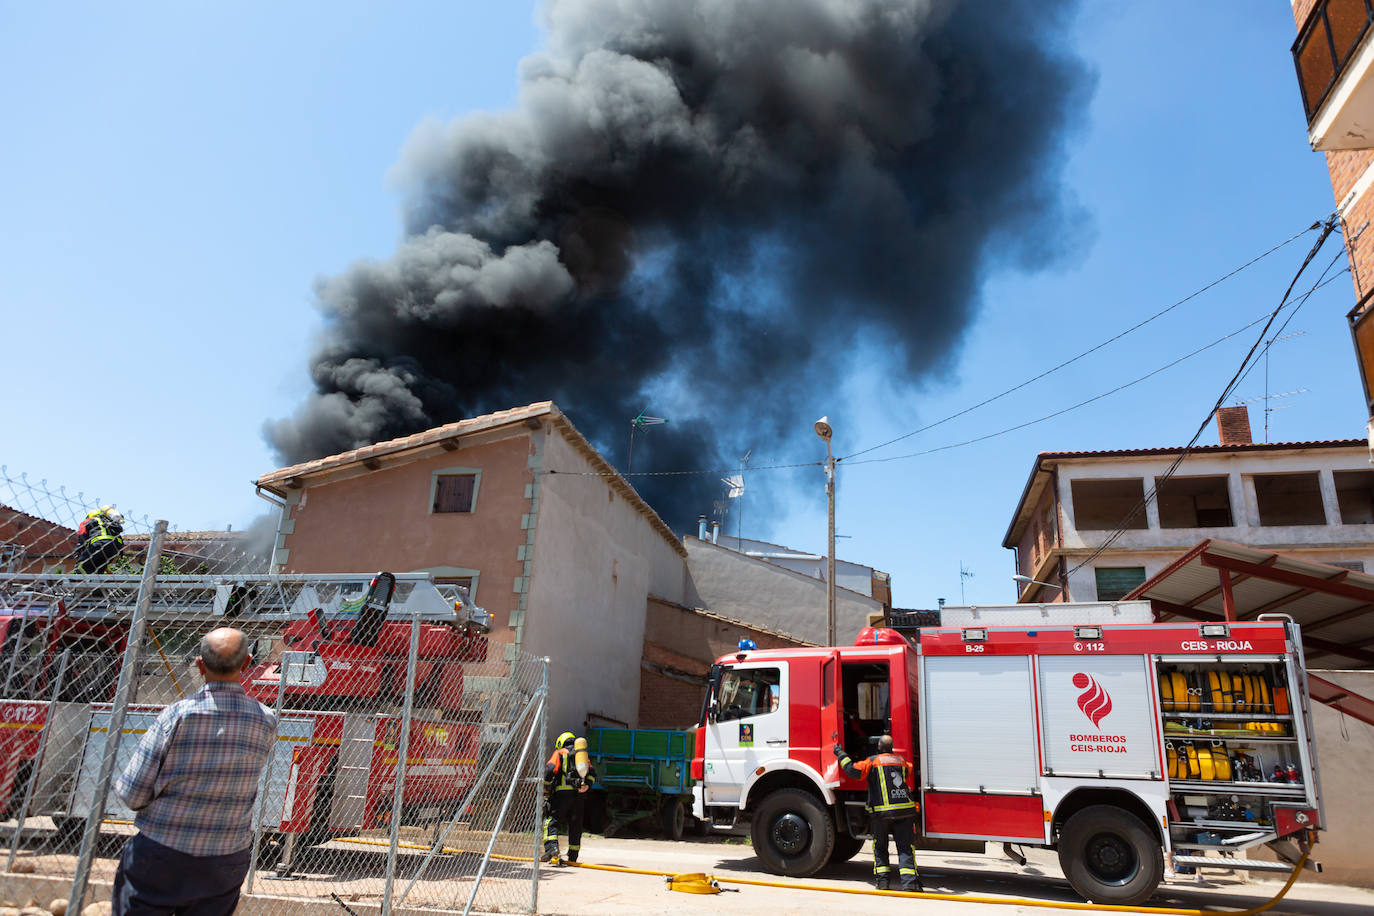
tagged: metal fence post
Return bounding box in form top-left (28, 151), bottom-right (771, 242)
top-left (381, 607), bottom-right (421, 916)
top-left (245, 663), bottom-right (289, 894)
top-left (463, 689), bottom-right (544, 916)
top-left (531, 656), bottom-right (549, 914)
top-left (396, 687), bottom-right (543, 904)
top-left (6, 648), bottom-right (70, 872)
top-left (67, 519), bottom-right (165, 916)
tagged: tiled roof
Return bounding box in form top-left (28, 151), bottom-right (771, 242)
top-left (1033, 439), bottom-right (1364, 461)
top-left (257, 401), bottom-right (556, 487)
top-left (256, 401), bottom-right (685, 557)
top-left (125, 530), bottom-right (246, 542)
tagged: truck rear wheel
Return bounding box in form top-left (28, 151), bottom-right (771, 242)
top-left (660, 797), bottom-right (685, 840)
top-left (830, 831), bottom-right (864, 863)
top-left (1057, 805), bottom-right (1162, 906)
top-left (750, 789), bottom-right (834, 877)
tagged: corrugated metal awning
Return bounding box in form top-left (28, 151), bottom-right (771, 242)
top-left (1126, 539), bottom-right (1374, 726)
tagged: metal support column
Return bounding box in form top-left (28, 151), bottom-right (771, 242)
top-left (531, 657), bottom-right (549, 913)
top-left (67, 520), bottom-right (166, 916)
top-left (381, 608), bottom-right (421, 916)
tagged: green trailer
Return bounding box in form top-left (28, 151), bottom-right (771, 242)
top-left (585, 726), bottom-right (706, 840)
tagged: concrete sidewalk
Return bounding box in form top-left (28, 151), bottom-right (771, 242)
top-left (533, 836), bottom-right (1374, 915)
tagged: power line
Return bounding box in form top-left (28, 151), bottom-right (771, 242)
top-left (841, 221), bottom-right (1323, 462)
top-left (541, 265), bottom-right (1348, 483)
top-left (1062, 216), bottom-right (1340, 580)
top-left (542, 218), bottom-right (1338, 485)
top-left (839, 287), bottom-right (1339, 467)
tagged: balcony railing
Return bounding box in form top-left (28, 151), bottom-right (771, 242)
top-left (1294, 0), bottom-right (1374, 124)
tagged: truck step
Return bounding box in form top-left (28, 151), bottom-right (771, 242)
top-left (1171, 855), bottom-right (1305, 873)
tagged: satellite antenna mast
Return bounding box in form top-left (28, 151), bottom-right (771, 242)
top-left (737, 449), bottom-right (751, 542)
top-left (627, 411), bottom-right (667, 476)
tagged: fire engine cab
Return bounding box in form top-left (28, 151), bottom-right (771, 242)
top-left (691, 605), bottom-right (1323, 906)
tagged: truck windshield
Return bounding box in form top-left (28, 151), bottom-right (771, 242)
top-left (715, 667), bottom-right (781, 722)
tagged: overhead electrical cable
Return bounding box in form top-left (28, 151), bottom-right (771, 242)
top-left (841, 221), bottom-right (1324, 462)
top-left (543, 218), bottom-right (1337, 484)
top-left (1062, 216), bottom-right (1340, 580)
top-left (839, 283), bottom-right (1344, 467)
top-left (540, 265), bottom-right (1346, 482)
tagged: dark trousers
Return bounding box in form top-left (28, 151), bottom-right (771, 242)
top-left (542, 790), bottom-right (585, 859)
top-left (112, 833), bottom-right (251, 916)
top-left (77, 539), bottom-right (121, 574)
top-left (872, 815), bottom-right (918, 887)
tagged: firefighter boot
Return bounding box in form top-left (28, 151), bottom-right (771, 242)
top-left (540, 842), bottom-right (559, 864)
top-left (902, 877), bottom-right (924, 893)
top-left (874, 874), bottom-right (889, 891)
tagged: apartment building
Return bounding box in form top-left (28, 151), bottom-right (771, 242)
top-left (1291, 1), bottom-right (1374, 424)
top-left (1003, 406), bottom-right (1374, 603)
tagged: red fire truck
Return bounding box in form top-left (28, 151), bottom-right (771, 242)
top-left (691, 613), bottom-right (1323, 906)
top-left (0, 571), bottom-right (490, 865)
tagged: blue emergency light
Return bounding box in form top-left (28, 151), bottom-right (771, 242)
top-left (738, 638), bottom-right (757, 651)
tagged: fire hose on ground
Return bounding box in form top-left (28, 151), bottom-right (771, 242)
top-left (329, 834), bottom-right (1310, 913)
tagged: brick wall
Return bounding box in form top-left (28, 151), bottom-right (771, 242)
top-left (1292, 0), bottom-right (1320, 29)
top-left (1333, 153), bottom-right (1374, 305)
top-left (1215, 405), bottom-right (1253, 446)
top-left (637, 596), bottom-right (807, 729)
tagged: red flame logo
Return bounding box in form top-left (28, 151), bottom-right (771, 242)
top-left (1072, 673), bottom-right (1112, 729)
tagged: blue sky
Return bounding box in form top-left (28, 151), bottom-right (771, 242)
top-left (1, 2), bottom-right (1360, 609)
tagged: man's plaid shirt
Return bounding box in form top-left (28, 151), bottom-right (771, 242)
top-left (114, 680), bottom-right (277, 856)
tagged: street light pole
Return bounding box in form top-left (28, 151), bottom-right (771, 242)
top-left (815, 417), bottom-right (836, 647)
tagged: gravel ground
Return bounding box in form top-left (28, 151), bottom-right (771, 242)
top-left (531, 834), bottom-right (1374, 915)
top-left (6, 824), bottom-right (1374, 915)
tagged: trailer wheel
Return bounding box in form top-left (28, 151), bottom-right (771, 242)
top-left (301, 761), bottom-right (337, 847)
top-left (53, 816), bottom-right (86, 850)
top-left (2, 761), bottom-right (33, 820)
top-left (830, 831), bottom-right (865, 863)
top-left (660, 797), bottom-right (685, 840)
top-left (750, 789), bottom-right (835, 877)
top-left (1058, 805), bottom-right (1162, 906)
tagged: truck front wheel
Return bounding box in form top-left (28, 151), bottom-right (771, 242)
top-left (1057, 805), bottom-right (1162, 906)
top-left (750, 789), bottom-right (834, 877)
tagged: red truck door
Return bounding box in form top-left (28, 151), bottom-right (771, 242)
top-left (819, 653), bottom-right (841, 783)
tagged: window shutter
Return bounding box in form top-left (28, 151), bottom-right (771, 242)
top-left (1094, 567), bottom-right (1146, 601)
top-left (434, 475), bottom-right (476, 513)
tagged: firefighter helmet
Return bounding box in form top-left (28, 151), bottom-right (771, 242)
top-left (556, 732), bottom-right (576, 750)
top-left (103, 506), bottom-right (124, 526)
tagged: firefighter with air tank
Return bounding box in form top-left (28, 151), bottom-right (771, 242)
top-left (834, 734), bottom-right (924, 892)
top-left (541, 731), bottom-right (597, 864)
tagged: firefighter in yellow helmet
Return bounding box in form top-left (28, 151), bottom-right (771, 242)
top-left (541, 731), bottom-right (597, 864)
top-left (834, 734), bottom-right (923, 892)
top-left (76, 506), bottom-right (125, 574)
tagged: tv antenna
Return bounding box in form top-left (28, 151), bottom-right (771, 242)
top-left (627, 411), bottom-right (667, 475)
top-left (960, 561), bottom-right (975, 604)
top-left (731, 449), bottom-right (751, 543)
top-left (1249, 330), bottom-right (1307, 442)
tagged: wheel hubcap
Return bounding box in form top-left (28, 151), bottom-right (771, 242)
top-left (1086, 832), bottom-right (1138, 885)
top-left (771, 812), bottom-right (810, 854)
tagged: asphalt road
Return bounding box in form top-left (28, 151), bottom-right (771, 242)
top-left (531, 835), bottom-right (1374, 915)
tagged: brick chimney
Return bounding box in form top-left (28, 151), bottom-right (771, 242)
top-left (1215, 405), bottom-right (1252, 446)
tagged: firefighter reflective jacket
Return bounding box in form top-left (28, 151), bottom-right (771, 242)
top-left (838, 750), bottom-right (916, 817)
top-left (545, 747), bottom-right (597, 793)
top-left (77, 511), bottom-right (123, 547)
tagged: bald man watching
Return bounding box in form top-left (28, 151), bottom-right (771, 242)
top-left (112, 627), bottom-right (277, 916)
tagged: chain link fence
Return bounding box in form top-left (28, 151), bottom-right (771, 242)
top-left (0, 468), bottom-right (549, 915)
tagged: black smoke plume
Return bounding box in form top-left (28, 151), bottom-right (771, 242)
top-left (268, 0), bottom-right (1091, 533)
